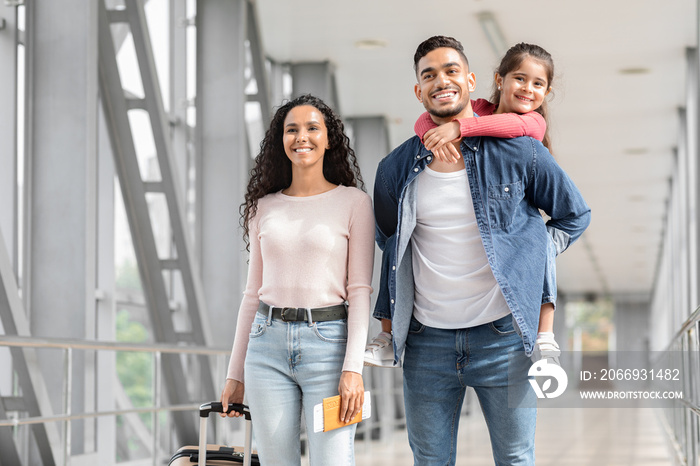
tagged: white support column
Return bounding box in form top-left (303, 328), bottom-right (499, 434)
top-left (689, 47), bottom-right (700, 310)
top-left (346, 116), bottom-right (389, 192)
top-left (0, 3), bottom-right (17, 266)
top-left (245, 2), bottom-right (271, 127)
top-left (94, 108), bottom-right (117, 464)
top-left (672, 146), bottom-right (686, 332)
top-left (196, 0), bottom-right (250, 350)
top-left (613, 294), bottom-right (651, 357)
top-left (0, 0), bottom-right (18, 398)
top-left (269, 61), bottom-right (292, 107)
top-left (25, 0), bottom-right (99, 457)
top-left (346, 116), bottom-right (392, 439)
top-left (291, 62), bottom-right (339, 111)
top-left (676, 109), bottom-right (690, 322)
top-left (346, 115), bottom-right (389, 326)
top-left (169, 0), bottom-right (191, 340)
top-left (170, 0), bottom-right (189, 221)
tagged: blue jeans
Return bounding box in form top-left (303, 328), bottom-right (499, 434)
top-left (244, 311), bottom-right (356, 466)
top-left (542, 236), bottom-right (557, 308)
top-left (403, 314), bottom-right (537, 466)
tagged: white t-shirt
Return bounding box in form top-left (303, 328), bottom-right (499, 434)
top-left (411, 166), bottom-right (510, 329)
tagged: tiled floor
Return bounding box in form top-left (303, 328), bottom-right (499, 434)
top-left (352, 394), bottom-right (675, 465)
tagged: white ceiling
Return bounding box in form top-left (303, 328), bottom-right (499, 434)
top-left (256, 0), bottom-right (697, 299)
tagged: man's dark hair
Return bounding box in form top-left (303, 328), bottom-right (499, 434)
top-left (413, 35), bottom-right (469, 73)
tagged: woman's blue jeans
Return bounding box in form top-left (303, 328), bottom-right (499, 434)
top-left (403, 314), bottom-right (537, 466)
top-left (244, 311), bottom-right (357, 466)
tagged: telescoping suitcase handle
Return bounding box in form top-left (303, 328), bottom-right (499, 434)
top-left (200, 401), bottom-right (251, 420)
top-left (197, 402), bottom-right (253, 466)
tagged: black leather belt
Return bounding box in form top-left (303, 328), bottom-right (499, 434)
top-left (257, 301), bottom-right (347, 322)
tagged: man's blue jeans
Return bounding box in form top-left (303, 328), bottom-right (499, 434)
top-left (403, 314), bottom-right (537, 466)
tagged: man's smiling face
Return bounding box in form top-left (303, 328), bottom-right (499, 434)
top-left (414, 47), bottom-right (475, 124)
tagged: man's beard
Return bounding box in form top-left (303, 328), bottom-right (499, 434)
top-left (426, 100), bottom-right (467, 119)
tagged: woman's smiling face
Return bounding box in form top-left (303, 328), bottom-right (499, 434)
top-left (282, 105), bottom-right (330, 170)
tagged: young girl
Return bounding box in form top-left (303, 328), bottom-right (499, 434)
top-left (364, 42), bottom-right (561, 367)
top-left (220, 94), bottom-right (375, 465)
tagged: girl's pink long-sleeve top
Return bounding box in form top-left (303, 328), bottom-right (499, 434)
top-left (414, 98), bottom-right (546, 142)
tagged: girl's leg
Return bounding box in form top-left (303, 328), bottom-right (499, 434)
top-left (381, 318), bottom-right (392, 333)
top-left (538, 303), bottom-right (554, 333)
top-left (535, 238), bottom-right (560, 361)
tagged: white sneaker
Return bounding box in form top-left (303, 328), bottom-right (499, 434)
top-left (532, 332), bottom-right (561, 365)
top-left (363, 332), bottom-right (399, 367)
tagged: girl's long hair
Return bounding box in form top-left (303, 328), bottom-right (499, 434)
top-left (490, 43), bottom-right (555, 150)
top-left (240, 94), bottom-right (364, 250)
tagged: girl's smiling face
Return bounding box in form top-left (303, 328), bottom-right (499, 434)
top-left (495, 57), bottom-right (551, 115)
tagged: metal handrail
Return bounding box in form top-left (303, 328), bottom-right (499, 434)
top-left (665, 304), bottom-right (700, 351)
top-left (677, 397), bottom-right (700, 418)
top-left (0, 403), bottom-right (201, 427)
top-left (656, 305), bottom-right (700, 466)
top-left (0, 334), bottom-right (230, 355)
top-left (0, 335), bottom-right (231, 465)
top-left (0, 334), bottom-right (406, 463)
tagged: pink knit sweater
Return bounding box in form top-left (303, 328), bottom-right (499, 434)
top-left (414, 98), bottom-right (546, 142)
top-left (226, 185), bottom-right (375, 382)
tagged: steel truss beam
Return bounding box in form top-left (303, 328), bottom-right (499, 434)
top-left (0, 228), bottom-right (58, 465)
top-left (245, 0), bottom-right (271, 126)
top-left (98, 0), bottom-right (215, 444)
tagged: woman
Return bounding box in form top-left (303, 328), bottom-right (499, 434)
top-left (220, 94), bottom-right (374, 466)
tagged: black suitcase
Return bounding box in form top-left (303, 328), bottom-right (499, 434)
top-left (168, 402), bottom-right (260, 466)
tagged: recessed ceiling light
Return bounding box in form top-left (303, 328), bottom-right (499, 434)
top-left (624, 148), bottom-right (649, 155)
top-left (355, 39), bottom-right (387, 50)
top-left (619, 67), bottom-right (651, 75)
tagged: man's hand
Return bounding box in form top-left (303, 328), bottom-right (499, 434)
top-left (423, 121), bottom-right (461, 164)
top-left (219, 378), bottom-right (245, 418)
top-left (338, 371), bottom-right (364, 423)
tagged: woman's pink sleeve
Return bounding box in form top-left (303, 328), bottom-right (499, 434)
top-left (226, 217), bottom-right (263, 382)
top-left (342, 193), bottom-right (375, 374)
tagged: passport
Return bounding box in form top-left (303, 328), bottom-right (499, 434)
top-left (313, 391), bottom-right (371, 433)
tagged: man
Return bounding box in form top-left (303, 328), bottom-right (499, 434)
top-left (372, 36), bottom-right (591, 465)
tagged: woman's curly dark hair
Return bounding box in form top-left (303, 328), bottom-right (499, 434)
top-left (240, 94), bottom-right (365, 250)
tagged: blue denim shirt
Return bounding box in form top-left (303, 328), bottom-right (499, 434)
top-left (373, 134), bottom-right (591, 362)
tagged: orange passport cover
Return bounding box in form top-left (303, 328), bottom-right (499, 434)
top-left (322, 395), bottom-right (362, 432)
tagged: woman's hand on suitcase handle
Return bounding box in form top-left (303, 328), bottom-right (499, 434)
top-left (220, 378), bottom-right (245, 418)
top-left (338, 371), bottom-right (364, 423)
